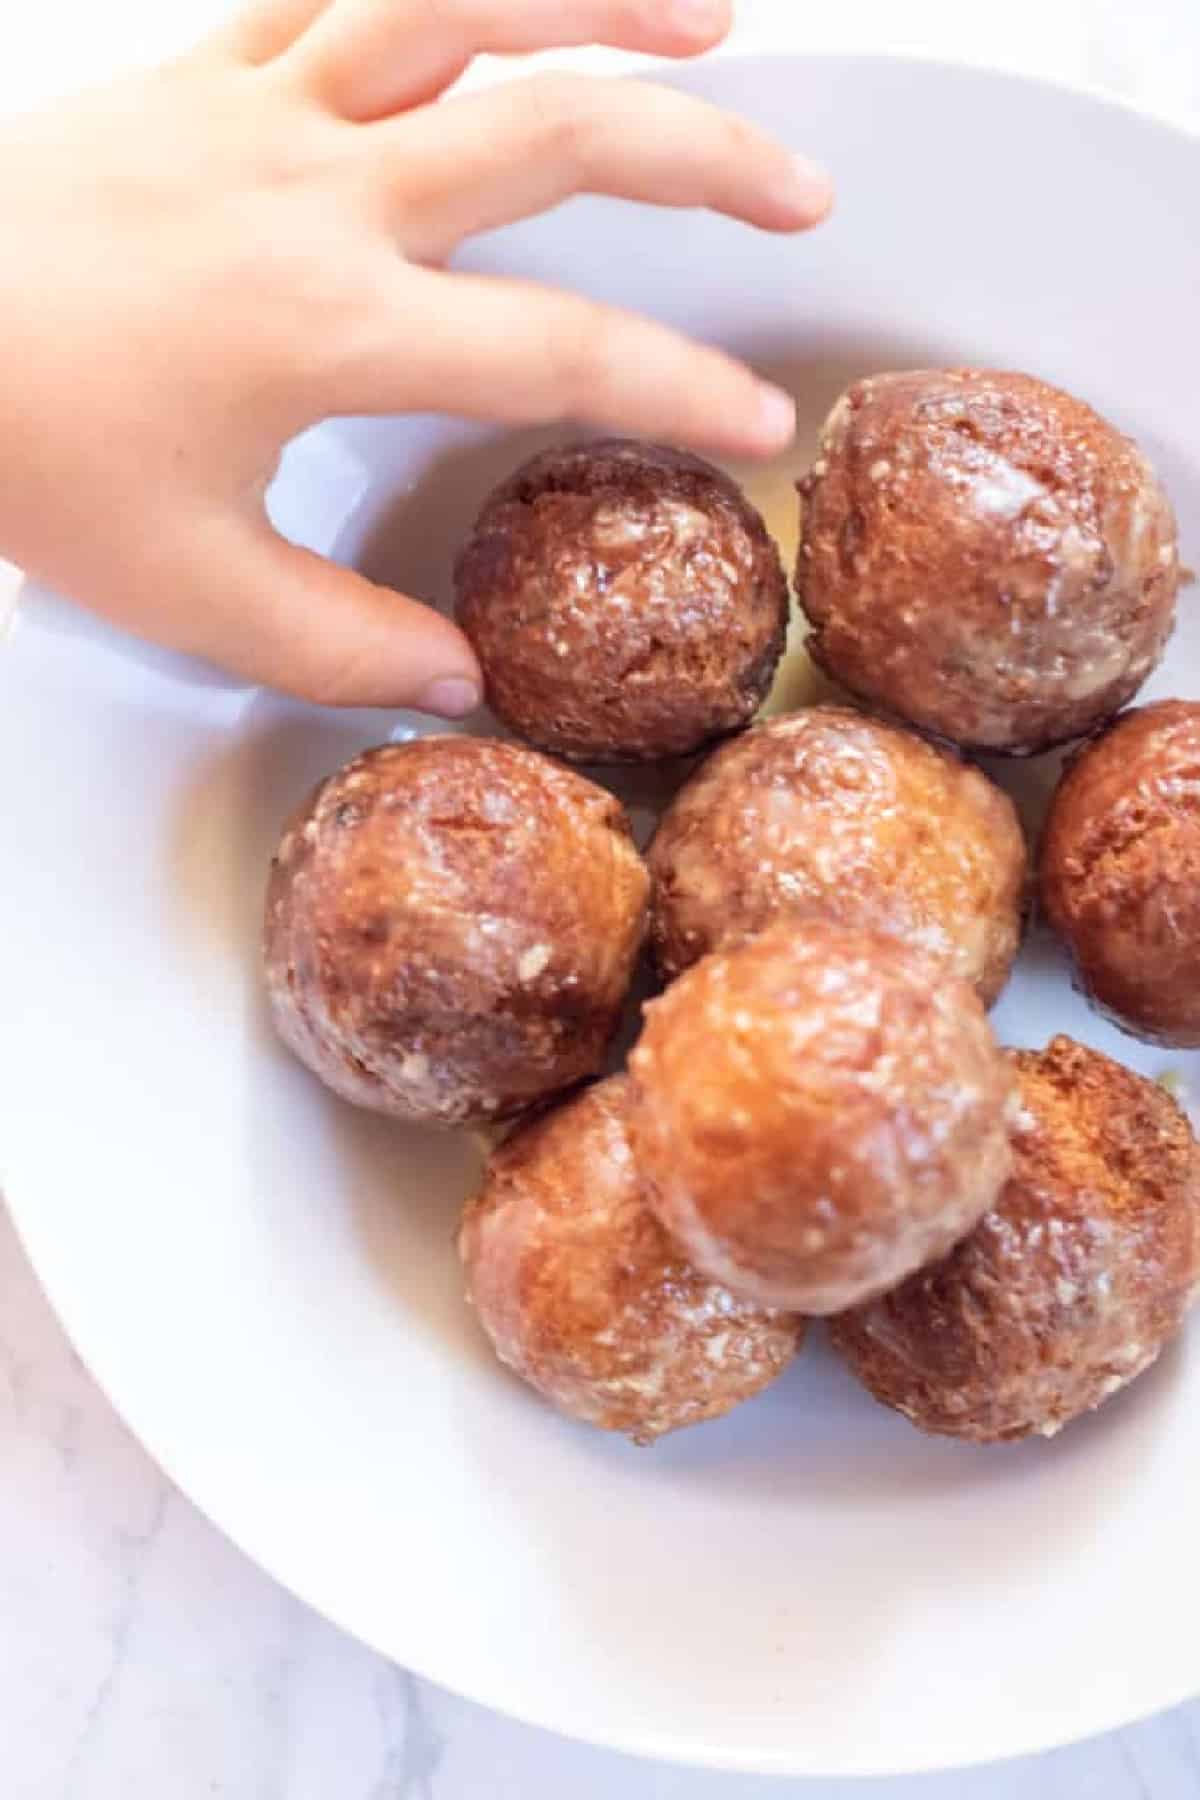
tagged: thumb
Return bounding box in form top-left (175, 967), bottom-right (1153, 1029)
top-left (202, 522), bottom-right (483, 715)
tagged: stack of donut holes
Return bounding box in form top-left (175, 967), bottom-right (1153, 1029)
top-left (265, 373), bottom-right (1200, 1449)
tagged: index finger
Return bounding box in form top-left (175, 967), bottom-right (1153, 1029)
top-left (325, 267), bottom-right (797, 460)
top-left (383, 71), bottom-right (832, 263)
top-left (283, 0), bottom-right (735, 120)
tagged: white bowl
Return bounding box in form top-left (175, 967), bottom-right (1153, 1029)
top-left (3, 52), bottom-right (1199, 1780)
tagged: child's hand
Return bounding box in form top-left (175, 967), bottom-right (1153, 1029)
top-left (0, 0), bottom-right (830, 714)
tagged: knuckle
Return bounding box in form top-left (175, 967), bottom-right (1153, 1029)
top-left (627, 0), bottom-right (668, 38)
top-left (548, 302), bottom-right (619, 411)
top-left (720, 109), bottom-right (767, 166)
top-left (415, 0), bottom-right (456, 35)
top-left (524, 72), bottom-right (596, 168)
top-left (287, 647), bottom-right (370, 709)
top-left (357, 0), bottom-right (450, 30)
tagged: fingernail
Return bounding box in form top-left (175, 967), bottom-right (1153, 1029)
top-left (786, 152), bottom-right (834, 221)
top-left (417, 676), bottom-right (481, 720)
top-left (756, 384), bottom-right (797, 451)
top-left (668, 0), bottom-right (729, 37)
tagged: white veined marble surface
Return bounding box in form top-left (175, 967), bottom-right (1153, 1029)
top-left (3, 1), bottom-right (1200, 1794)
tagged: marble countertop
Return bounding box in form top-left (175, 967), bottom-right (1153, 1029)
top-left (4, 2), bottom-right (1200, 1795)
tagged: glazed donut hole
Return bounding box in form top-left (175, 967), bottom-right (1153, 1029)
top-left (454, 438), bottom-right (789, 763)
top-left (1040, 700), bottom-right (1200, 1048)
top-left (458, 1075), bottom-right (804, 1444)
top-left (264, 736), bottom-right (649, 1127)
top-left (795, 369), bottom-right (1180, 755)
top-left (829, 1036), bottom-right (1200, 1441)
top-left (627, 920), bottom-right (1017, 1315)
top-left (647, 703), bottom-right (1028, 1004)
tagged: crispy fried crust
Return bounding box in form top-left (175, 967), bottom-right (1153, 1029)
top-left (458, 1076), bottom-right (803, 1442)
top-left (829, 1036), bottom-right (1200, 1440)
top-left (1040, 701), bottom-right (1200, 1047)
top-left (627, 920), bottom-right (1016, 1314)
top-left (264, 737), bottom-right (649, 1125)
top-left (647, 704), bottom-right (1028, 1002)
top-left (455, 438), bottom-right (789, 762)
top-left (796, 370), bottom-right (1178, 754)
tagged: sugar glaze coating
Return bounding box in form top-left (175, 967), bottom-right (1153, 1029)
top-left (264, 737), bottom-right (649, 1125)
top-left (1040, 700), bottom-right (1200, 1047)
top-left (628, 920), bottom-right (1016, 1314)
top-left (459, 1076), bottom-right (803, 1442)
top-left (456, 438), bottom-right (789, 762)
top-left (796, 369), bottom-right (1179, 754)
top-left (647, 704), bottom-right (1027, 1002)
top-left (830, 1037), bottom-right (1200, 1440)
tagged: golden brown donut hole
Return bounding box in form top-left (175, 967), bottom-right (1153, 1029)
top-left (1040, 700), bottom-right (1200, 1048)
top-left (263, 736), bottom-right (649, 1126)
top-left (627, 920), bottom-right (1016, 1315)
top-left (647, 704), bottom-right (1028, 1004)
top-left (829, 1037), bottom-right (1200, 1441)
top-left (455, 438), bottom-right (789, 762)
top-left (795, 369), bottom-right (1179, 754)
top-left (458, 1076), bottom-right (804, 1443)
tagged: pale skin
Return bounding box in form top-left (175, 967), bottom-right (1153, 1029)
top-left (0, 0), bottom-right (831, 715)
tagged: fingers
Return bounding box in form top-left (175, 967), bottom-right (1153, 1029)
top-left (216, 0), bottom-right (331, 64)
top-left (177, 518), bottom-right (482, 712)
top-left (384, 72), bottom-right (831, 263)
top-left (282, 0), bottom-right (733, 122)
top-left (328, 267), bottom-right (797, 459)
